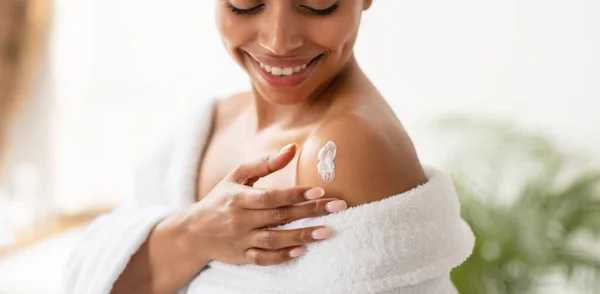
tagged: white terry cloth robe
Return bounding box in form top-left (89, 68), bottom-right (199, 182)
top-left (64, 98), bottom-right (475, 294)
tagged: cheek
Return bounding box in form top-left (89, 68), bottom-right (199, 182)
top-left (306, 15), bottom-right (361, 61)
top-left (215, 11), bottom-right (255, 59)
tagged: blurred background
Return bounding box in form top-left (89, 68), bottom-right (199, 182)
top-left (0, 0), bottom-right (598, 293)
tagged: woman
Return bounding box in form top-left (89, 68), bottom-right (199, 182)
top-left (66, 1), bottom-right (474, 293)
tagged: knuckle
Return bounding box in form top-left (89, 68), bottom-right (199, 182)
top-left (299, 229), bottom-right (312, 243)
top-left (256, 190), bottom-right (272, 206)
top-left (294, 189), bottom-right (307, 203)
top-left (258, 231), bottom-right (277, 249)
top-left (228, 192), bottom-right (243, 207)
top-left (309, 202), bottom-right (320, 216)
top-left (273, 208), bottom-right (292, 223)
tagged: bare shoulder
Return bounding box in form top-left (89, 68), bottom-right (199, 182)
top-left (213, 92), bottom-right (252, 131)
top-left (297, 112), bottom-right (427, 208)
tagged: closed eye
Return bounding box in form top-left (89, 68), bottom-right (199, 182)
top-left (227, 4), bottom-right (265, 15)
top-left (227, 2), bottom-right (339, 16)
top-left (302, 2), bottom-right (340, 16)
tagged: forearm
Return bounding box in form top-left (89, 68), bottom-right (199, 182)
top-left (111, 214), bottom-right (210, 294)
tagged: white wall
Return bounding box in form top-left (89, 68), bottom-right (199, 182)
top-left (50, 0), bottom-right (600, 209)
top-left (357, 0), bottom-right (600, 161)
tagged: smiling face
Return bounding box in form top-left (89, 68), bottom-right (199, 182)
top-left (216, 0), bottom-right (372, 105)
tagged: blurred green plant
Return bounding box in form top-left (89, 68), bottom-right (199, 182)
top-left (430, 117), bottom-right (600, 294)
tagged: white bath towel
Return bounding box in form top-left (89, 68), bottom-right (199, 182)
top-left (64, 98), bottom-right (475, 294)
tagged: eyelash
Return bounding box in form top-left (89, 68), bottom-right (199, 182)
top-left (306, 3), bottom-right (339, 16)
top-left (227, 2), bottom-right (339, 16)
top-left (228, 4), bottom-right (264, 15)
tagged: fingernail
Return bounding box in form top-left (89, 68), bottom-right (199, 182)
top-left (311, 227), bottom-right (333, 240)
top-left (289, 247), bottom-right (306, 258)
top-left (279, 143), bottom-right (295, 154)
top-left (325, 200), bottom-right (347, 213)
top-left (304, 187), bottom-right (325, 200)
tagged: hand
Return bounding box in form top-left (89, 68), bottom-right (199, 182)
top-left (180, 143), bottom-right (347, 266)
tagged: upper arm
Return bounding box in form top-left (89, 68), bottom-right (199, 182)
top-left (296, 114), bottom-right (427, 208)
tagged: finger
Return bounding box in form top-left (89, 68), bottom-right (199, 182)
top-left (245, 246), bottom-right (307, 266)
top-left (253, 198), bottom-right (346, 228)
top-left (245, 226), bottom-right (333, 250)
top-left (228, 143), bottom-right (297, 186)
top-left (240, 186), bottom-right (325, 209)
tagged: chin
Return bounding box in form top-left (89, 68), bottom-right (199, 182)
top-left (252, 85), bottom-right (314, 105)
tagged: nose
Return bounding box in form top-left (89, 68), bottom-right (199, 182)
top-left (258, 4), bottom-right (303, 55)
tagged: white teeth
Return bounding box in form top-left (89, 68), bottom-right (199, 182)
top-left (271, 67), bottom-right (283, 76)
top-left (282, 68), bottom-right (294, 76)
top-left (257, 60), bottom-right (310, 76)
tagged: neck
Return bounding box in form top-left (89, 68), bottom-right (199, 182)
top-left (251, 54), bottom-right (361, 131)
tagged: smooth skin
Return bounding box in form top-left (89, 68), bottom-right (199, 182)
top-left (112, 1), bottom-right (427, 293)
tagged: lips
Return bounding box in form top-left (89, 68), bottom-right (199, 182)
top-left (259, 62), bottom-right (307, 76)
top-left (247, 53), bottom-right (323, 77)
top-left (244, 51), bottom-right (323, 88)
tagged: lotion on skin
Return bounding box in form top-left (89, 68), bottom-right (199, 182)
top-left (317, 141), bottom-right (337, 183)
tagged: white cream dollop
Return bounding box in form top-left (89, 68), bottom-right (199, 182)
top-left (317, 141), bottom-right (337, 183)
